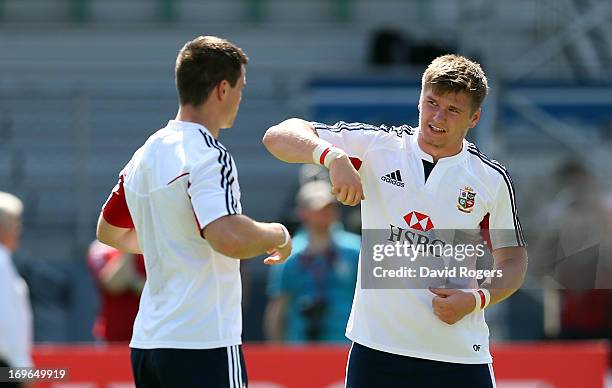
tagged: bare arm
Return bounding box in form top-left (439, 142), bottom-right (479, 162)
top-left (204, 214), bottom-right (292, 264)
top-left (264, 295), bottom-right (289, 342)
top-left (263, 118), bottom-right (364, 206)
top-left (486, 245), bottom-right (529, 305)
top-left (431, 246), bottom-right (528, 324)
top-left (96, 214), bottom-right (142, 254)
top-left (263, 118), bottom-right (322, 163)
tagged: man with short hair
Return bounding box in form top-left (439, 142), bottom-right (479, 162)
top-left (97, 36), bottom-right (292, 388)
top-left (0, 192), bottom-right (33, 388)
top-left (263, 54), bottom-right (528, 387)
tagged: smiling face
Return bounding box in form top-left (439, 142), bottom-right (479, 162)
top-left (417, 54), bottom-right (489, 160)
top-left (417, 86), bottom-right (481, 159)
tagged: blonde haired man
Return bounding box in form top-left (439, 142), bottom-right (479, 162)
top-left (263, 55), bottom-right (528, 387)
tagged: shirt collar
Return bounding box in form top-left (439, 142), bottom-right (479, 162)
top-left (166, 120), bottom-right (211, 135)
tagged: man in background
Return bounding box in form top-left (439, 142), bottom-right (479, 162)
top-left (0, 191), bottom-right (33, 388)
top-left (87, 240), bottom-right (145, 342)
top-left (265, 180), bottom-right (359, 343)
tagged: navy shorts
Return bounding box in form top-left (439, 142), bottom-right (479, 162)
top-left (131, 345), bottom-right (247, 388)
top-left (346, 342), bottom-right (495, 388)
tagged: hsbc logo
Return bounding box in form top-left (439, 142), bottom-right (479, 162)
top-left (403, 211), bottom-right (434, 231)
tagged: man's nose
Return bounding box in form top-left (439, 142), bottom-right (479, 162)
top-left (433, 108), bottom-right (446, 122)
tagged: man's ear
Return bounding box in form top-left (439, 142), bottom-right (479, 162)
top-left (469, 108), bottom-right (481, 128)
top-left (215, 80), bottom-right (229, 101)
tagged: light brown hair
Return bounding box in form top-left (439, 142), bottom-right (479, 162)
top-left (422, 54), bottom-right (488, 111)
top-left (175, 36), bottom-right (249, 107)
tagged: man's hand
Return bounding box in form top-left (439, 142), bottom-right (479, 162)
top-left (430, 288), bottom-right (476, 325)
top-left (263, 238), bottom-right (292, 265)
top-left (263, 224), bottom-right (292, 265)
top-left (329, 155), bottom-right (364, 206)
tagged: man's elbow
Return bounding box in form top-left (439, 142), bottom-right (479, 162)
top-left (262, 118), bottom-right (304, 150)
top-left (262, 124), bottom-right (283, 153)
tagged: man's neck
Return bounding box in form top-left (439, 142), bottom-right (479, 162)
top-left (175, 105), bottom-right (221, 138)
top-left (416, 135), bottom-right (462, 163)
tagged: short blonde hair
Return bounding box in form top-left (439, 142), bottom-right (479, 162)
top-left (0, 192), bottom-right (23, 227)
top-left (422, 54), bottom-right (489, 111)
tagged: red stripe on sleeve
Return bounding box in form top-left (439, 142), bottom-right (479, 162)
top-left (102, 175), bottom-right (134, 229)
top-left (477, 289), bottom-right (486, 309)
top-left (319, 147), bottom-right (331, 165)
top-left (187, 180), bottom-right (205, 239)
top-left (479, 213), bottom-right (492, 252)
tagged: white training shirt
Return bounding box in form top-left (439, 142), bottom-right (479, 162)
top-left (102, 120), bottom-right (243, 349)
top-left (314, 121), bottom-right (526, 364)
top-left (0, 244), bottom-right (33, 367)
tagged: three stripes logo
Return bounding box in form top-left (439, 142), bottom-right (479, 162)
top-left (381, 169), bottom-right (404, 187)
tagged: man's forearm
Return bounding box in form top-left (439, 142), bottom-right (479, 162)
top-left (263, 118), bottom-right (323, 164)
top-left (487, 254), bottom-right (528, 307)
top-left (204, 215), bottom-right (287, 259)
top-left (230, 219), bottom-right (286, 259)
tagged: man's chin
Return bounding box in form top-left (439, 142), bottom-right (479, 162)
top-left (422, 137), bottom-right (445, 148)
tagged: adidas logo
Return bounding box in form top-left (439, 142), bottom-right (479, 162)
top-left (381, 169), bottom-right (404, 187)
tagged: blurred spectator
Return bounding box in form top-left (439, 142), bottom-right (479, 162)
top-left (265, 180), bottom-right (360, 343)
top-left (87, 240), bottom-right (145, 342)
top-left (0, 192), bottom-right (33, 384)
top-left (279, 165), bottom-right (362, 235)
top-left (535, 160), bottom-right (612, 342)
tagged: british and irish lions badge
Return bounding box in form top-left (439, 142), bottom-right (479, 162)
top-left (457, 186), bottom-right (476, 213)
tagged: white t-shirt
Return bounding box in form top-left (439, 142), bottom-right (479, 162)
top-left (0, 244), bottom-right (33, 367)
top-left (102, 120), bottom-right (243, 349)
top-left (314, 121), bottom-right (526, 364)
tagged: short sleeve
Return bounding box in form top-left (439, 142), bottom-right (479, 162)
top-left (488, 172), bottom-right (527, 249)
top-left (313, 121), bottom-right (412, 162)
top-left (102, 174), bottom-right (134, 229)
top-left (188, 151), bottom-right (241, 230)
